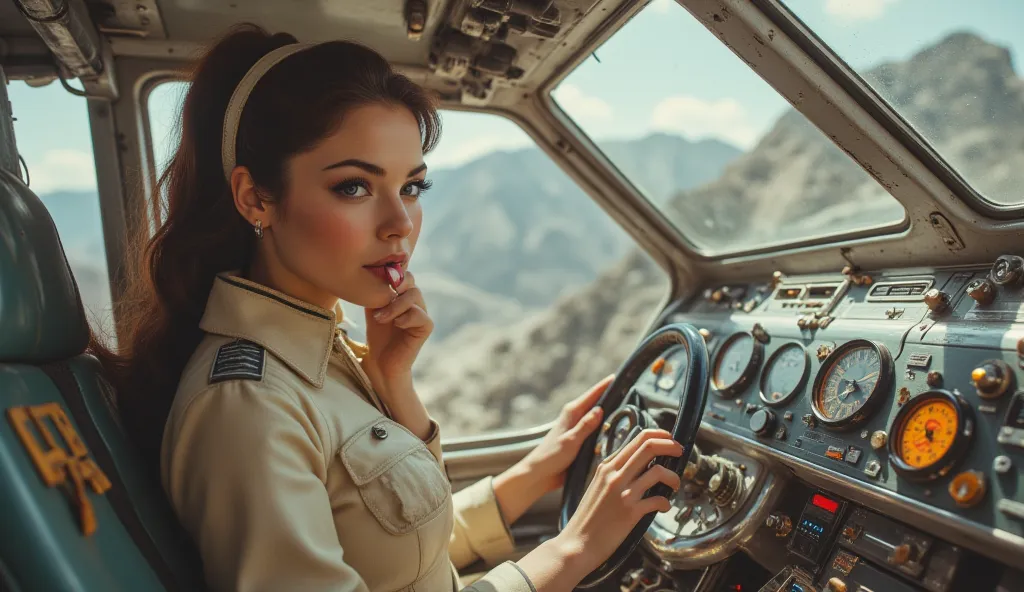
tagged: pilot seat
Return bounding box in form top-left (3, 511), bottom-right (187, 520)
top-left (0, 68), bottom-right (205, 591)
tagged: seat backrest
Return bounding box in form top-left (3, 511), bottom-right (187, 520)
top-left (0, 71), bottom-right (205, 591)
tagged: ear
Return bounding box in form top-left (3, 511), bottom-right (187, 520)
top-left (229, 166), bottom-right (277, 229)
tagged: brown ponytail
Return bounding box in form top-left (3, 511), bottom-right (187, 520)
top-left (90, 23), bottom-right (441, 471)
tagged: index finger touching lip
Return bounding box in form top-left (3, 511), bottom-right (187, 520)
top-left (395, 270), bottom-right (416, 293)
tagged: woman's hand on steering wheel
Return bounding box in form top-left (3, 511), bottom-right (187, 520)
top-left (519, 428), bottom-right (683, 586)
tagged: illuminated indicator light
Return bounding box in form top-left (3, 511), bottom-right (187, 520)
top-left (971, 368), bottom-right (987, 382)
top-left (651, 358), bottom-right (665, 373)
top-left (825, 447), bottom-right (845, 461)
top-left (811, 493), bottom-right (839, 513)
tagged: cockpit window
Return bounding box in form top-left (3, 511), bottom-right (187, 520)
top-left (552, 0), bottom-right (906, 254)
top-left (783, 0), bottom-right (1024, 208)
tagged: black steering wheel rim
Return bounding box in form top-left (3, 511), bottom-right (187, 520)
top-left (557, 323), bottom-right (710, 588)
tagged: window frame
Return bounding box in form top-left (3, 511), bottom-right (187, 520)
top-left (540, 0), bottom-right (1024, 264)
top-left (541, 0), bottom-right (919, 259)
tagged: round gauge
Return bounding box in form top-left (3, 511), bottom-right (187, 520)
top-left (649, 345), bottom-right (689, 394)
top-left (712, 332), bottom-right (764, 397)
top-left (889, 390), bottom-right (974, 482)
top-left (811, 340), bottom-right (893, 429)
top-left (759, 343), bottom-right (809, 406)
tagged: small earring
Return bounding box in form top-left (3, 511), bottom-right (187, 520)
top-left (254, 220), bottom-right (263, 239)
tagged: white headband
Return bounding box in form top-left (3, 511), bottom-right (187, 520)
top-left (221, 42), bottom-right (315, 181)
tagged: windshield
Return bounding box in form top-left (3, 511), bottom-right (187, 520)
top-left (552, 0), bottom-right (905, 254)
top-left (784, 0), bottom-right (1024, 207)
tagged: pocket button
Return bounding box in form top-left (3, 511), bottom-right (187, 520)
top-left (372, 424), bottom-right (388, 440)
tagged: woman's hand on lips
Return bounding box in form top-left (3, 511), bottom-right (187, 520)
top-left (361, 271), bottom-right (434, 440)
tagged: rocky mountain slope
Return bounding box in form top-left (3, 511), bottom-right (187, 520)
top-left (418, 31), bottom-right (1024, 435)
top-left (412, 133), bottom-right (739, 339)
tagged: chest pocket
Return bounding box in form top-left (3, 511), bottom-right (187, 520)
top-left (341, 419), bottom-right (450, 535)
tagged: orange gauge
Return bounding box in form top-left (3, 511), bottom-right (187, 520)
top-left (898, 399), bottom-right (957, 468)
top-left (889, 390), bottom-right (974, 482)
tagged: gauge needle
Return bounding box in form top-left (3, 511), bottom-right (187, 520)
top-left (838, 382), bottom-right (858, 400)
top-left (852, 371), bottom-right (879, 383)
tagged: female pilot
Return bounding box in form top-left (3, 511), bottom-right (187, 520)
top-left (94, 24), bottom-right (685, 591)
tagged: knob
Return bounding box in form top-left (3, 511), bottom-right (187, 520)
top-left (698, 328), bottom-right (712, 341)
top-left (948, 470), bottom-right (986, 508)
top-left (991, 255), bottom-right (1024, 286)
top-left (752, 323), bottom-right (770, 344)
top-left (765, 513), bottom-right (793, 537)
top-left (971, 359), bottom-right (1013, 399)
top-left (708, 463), bottom-right (744, 507)
top-left (870, 430), bottom-right (888, 450)
top-left (923, 288), bottom-right (950, 314)
top-left (826, 577), bottom-right (848, 592)
top-left (888, 543), bottom-right (914, 566)
top-left (967, 278), bottom-right (996, 306)
top-left (749, 408), bottom-right (776, 436)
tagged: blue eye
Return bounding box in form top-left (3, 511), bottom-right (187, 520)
top-left (332, 179), bottom-right (371, 198)
top-left (403, 179), bottom-right (433, 198)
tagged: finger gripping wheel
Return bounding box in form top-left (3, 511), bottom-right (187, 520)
top-left (558, 323), bottom-right (711, 587)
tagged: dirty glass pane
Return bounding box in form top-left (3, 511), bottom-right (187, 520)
top-left (784, 0), bottom-right (1024, 207)
top-left (410, 111), bottom-right (668, 437)
top-left (552, 0), bottom-right (906, 253)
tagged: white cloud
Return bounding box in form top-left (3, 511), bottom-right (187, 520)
top-left (425, 133), bottom-right (532, 170)
top-left (649, 96), bottom-right (759, 149)
top-left (648, 0), bottom-right (675, 14)
top-left (824, 0), bottom-right (897, 21)
top-left (552, 84), bottom-right (613, 123)
top-left (22, 148), bottom-right (97, 193)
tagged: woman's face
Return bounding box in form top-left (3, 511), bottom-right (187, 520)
top-left (265, 102), bottom-right (427, 310)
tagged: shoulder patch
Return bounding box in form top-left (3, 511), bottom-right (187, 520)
top-left (209, 339), bottom-right (266, 384)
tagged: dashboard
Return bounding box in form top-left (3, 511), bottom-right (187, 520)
top-left (626, 254), bottom-right (1024, 591)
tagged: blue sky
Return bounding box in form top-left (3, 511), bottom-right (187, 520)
top-left (7, 0), bottom-right (1022, 194)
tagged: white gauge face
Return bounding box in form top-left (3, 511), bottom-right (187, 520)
top-left (760, 344), bottom-right (808, 406)
top-left (714, 334), bottom-right (755, 390)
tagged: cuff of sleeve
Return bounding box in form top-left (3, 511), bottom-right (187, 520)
top-left (453, 476), bottom-right (516, 564)
top-left (462, 561), bottom-right (536, 592)
top-left (422, 419), bottom-right (443, 465)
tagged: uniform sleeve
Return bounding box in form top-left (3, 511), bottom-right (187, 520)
top-left (162, 381), bottom-right (368, 592)
top-left (449, 476), bottom-right (518, 569)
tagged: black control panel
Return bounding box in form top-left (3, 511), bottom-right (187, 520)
top-left (788, 492), bottom-right (845, 565)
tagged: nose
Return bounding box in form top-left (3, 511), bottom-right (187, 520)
top-left (377, 192), bottom-right (414, 241)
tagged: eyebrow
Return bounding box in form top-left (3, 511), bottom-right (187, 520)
top-left (323, 159), bottom-right (428, 178)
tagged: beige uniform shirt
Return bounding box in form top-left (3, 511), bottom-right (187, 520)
top-left (161, 272), bottom-right (535, 592)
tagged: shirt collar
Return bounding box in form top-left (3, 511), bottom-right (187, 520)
top-left (198, 271), bottom-right (345, 388)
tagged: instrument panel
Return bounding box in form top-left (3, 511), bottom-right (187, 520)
top-left (640, 255), bottom-right (1024, 569)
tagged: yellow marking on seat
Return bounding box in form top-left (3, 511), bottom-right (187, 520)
top-left (7, 403), bottom-right (112, 536)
